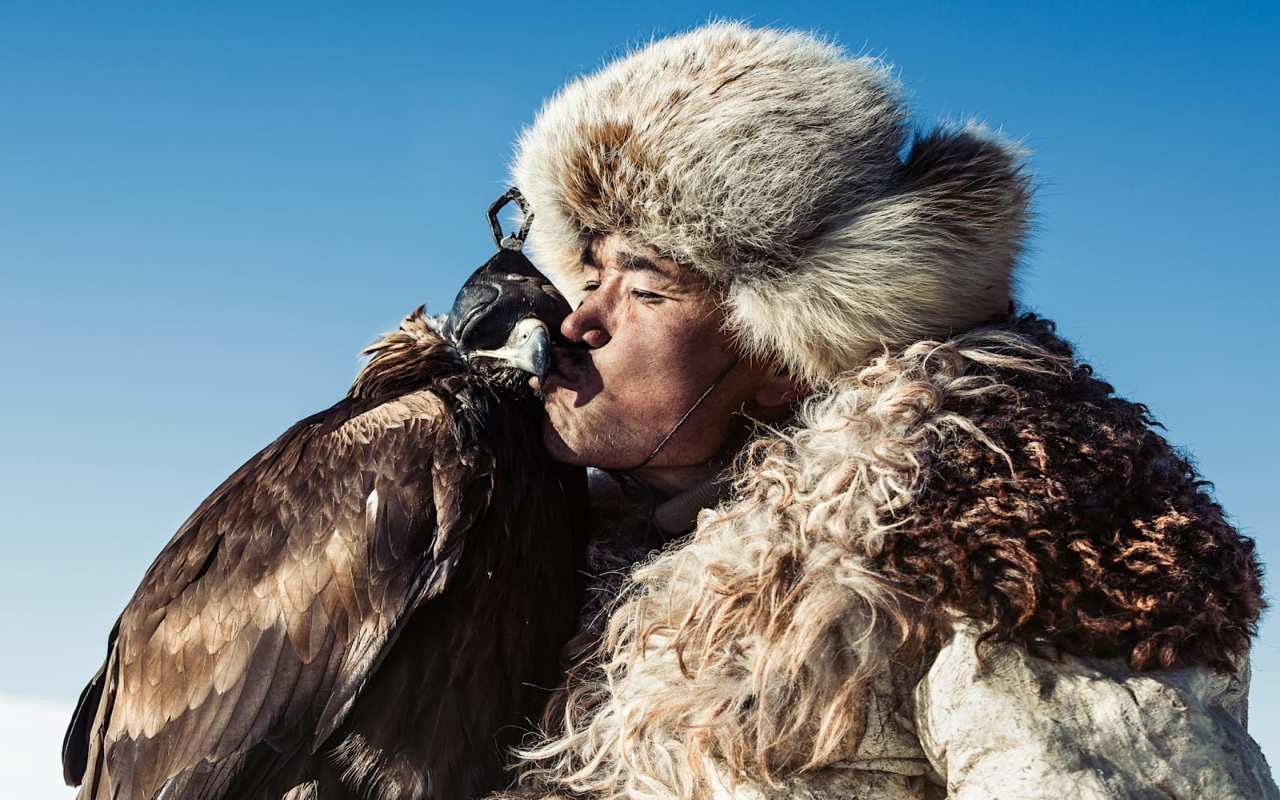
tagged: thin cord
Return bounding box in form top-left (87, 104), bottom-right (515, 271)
top-left (630, 356), bottom-right (740, 470)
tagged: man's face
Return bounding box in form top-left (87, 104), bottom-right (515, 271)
top-left (539, 233), bottom-right (786, 479)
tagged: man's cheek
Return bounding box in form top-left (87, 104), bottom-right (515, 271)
top-left (541, 403), bottom-right (583, 461)
top-left (543, 389), bottom-right (589, 441)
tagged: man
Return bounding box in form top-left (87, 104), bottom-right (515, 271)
top-left (501, 21), bottom-right (1277, 799)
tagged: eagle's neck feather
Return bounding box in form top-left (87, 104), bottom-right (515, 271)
top-left (349, 306), bottom-right (463, 402)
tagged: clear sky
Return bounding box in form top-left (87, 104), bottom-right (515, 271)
top-left (2, 2), bottom-right (1277, 795)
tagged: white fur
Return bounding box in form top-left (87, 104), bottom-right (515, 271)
top-left (514, 328), bottom-right (1063, 799)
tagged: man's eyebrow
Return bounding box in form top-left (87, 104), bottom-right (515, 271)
top-left (581, 240), bottom-right (678, 280)
top-left (615, 250), bottom-right (675, 279)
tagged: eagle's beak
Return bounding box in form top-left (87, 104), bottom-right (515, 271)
top-left (512, 319), bottom-right (552, 378)
top-left (472, 318), bottom-right (553, 379)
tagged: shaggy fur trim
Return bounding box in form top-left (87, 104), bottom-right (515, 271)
top-left (876, 314), bottom-right (1264, 673)
top-left (509, 21), bottom-right (1031, 387)
top-left (510, 314), bottom-right (1263, 800)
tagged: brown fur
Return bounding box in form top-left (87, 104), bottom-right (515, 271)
top-left (879, 312), bottom-right (1264, 673)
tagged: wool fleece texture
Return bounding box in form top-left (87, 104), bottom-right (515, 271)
top-left (498, 20), bottom-right (1276, 800)
top-left (498, 316), bottom-right (1271, 799)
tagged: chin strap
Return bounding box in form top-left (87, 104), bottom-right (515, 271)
top-left (630, 356), bottom-right (741, 470)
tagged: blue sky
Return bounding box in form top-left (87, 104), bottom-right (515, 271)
top-left (2, 2), bottom-right (1277, 794)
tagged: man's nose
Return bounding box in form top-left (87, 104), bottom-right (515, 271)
top-left (561, 295), bottom-right (611, 348)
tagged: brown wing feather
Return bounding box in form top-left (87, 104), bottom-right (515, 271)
top-left (66, 387), bottom-right (485, 800)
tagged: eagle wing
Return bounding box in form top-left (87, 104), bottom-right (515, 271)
top-left (64, 387), bottom-right (492, 799)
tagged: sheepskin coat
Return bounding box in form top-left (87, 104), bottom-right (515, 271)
top-left (500, 314), bottom-right (1275, 800)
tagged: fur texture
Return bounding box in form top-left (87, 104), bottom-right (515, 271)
top-left (509, 314), bottom-right (1263, 800)
top-left (505, 22), bottom-right (1262, 798)
top-left (510, 21), bottom-right (1031, 387)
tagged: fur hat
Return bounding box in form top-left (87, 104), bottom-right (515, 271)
top-left (510, 21), bottom-right (1032, 387)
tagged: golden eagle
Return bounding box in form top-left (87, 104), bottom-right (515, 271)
top-left (62, 191), bottom-right (587, 799)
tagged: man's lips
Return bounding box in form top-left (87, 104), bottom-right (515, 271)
top-left (540, 343), bottom-right (606, 403)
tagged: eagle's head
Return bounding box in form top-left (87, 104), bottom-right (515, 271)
top-left (443, 245), bottom-right (570, 380)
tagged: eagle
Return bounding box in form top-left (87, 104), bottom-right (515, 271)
top-left (62, 191), bottom-right (588, 800)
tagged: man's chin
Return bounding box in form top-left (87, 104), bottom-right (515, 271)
top-left (540, 414), bottom-right (596, 466)
top-left (540, 409), bottom-right (645, 469)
